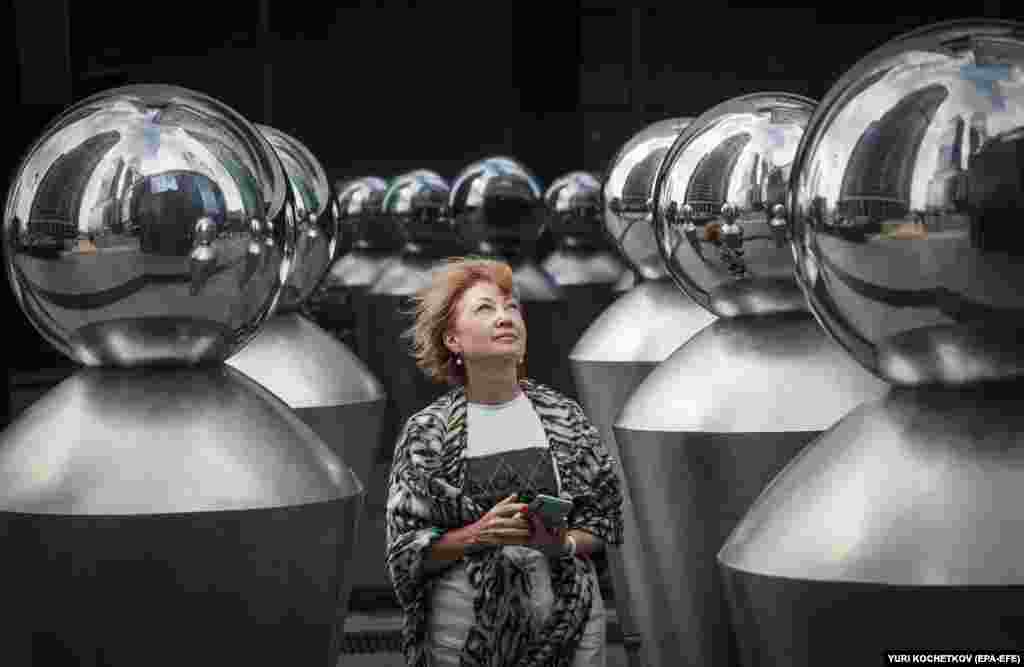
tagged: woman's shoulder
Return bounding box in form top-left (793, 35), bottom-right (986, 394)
top-left (406, 384), bottom-right (467, 426)
top-left (521, 379), bottom-right (586, 421)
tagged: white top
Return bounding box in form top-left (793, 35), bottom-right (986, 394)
top-left (466, 391), bottom-right (562, 492)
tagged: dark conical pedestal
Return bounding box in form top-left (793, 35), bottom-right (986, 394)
top-left (0, 366), bottom-right (363, 666)
top-left (314, 247), bottom-right (398, 361)
top-left (227, 311), bottom-right (385, 494)
top-left (570, 278), bottom-right (717, 667)
top-left (543, 241), bottom-right (630, 404)
top-left (719, 385), bottom-right (1024, 665)
top-left (613, 312), bottom-right (887, 667)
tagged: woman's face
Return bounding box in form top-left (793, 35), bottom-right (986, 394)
top-left (445, 280), bottom-right (526, 366)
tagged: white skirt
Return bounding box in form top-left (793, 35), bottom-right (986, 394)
top-left (427, 546), bottom-right (606, 666)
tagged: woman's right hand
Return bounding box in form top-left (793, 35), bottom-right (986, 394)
top-left (471, 494), bottom-right (532, 548)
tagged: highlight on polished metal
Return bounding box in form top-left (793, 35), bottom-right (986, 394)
top-left (334, 176), bottom-right (399, 251)
top-left (652, 95), bottom-right (815, 317)
top-left (543, 170), bottom-right (629, 288)
top-left (449, 156), bottom-right (546, 255)
top-left (382, 169), bottom-right (452, 245)
top-left (604, 117), bottom-right (695, 281)
top-left (545, 171), bottom-right (602, 233)
top-left (2, 84), bottom-right (293, 366)
top-left (788, 19), bottom-right (1024, 386)
top-left (256, 124), bottom-right (338, 309)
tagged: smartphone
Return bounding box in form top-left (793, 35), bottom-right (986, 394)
top-left (528, 494), bottom-right (574, 529)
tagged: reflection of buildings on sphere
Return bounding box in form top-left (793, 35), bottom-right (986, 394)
top-left (926, 116), bottom-right (968, 215)
top-left (685, 133), bottom-right (752, 222)
top-left (87, 156), bottom-right (141, 236)
top-left (969, 111), bottom-right (988, 156)
top-left (132, 171), bottom-right (228, 256)
top-left (762, 163), bottom-right (789, 215)
top-left (838, 84), bottom-right (947, 230)
top-left (27, 131), bottom-right (121, 254)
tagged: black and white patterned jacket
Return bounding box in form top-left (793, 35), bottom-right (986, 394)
top-left (385, 378), bottom-right (624, 667)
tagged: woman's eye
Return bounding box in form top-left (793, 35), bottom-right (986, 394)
top-left (507, 302), bottom-right (519, 310)
top-left (477, 304), bottom-right (492, 312)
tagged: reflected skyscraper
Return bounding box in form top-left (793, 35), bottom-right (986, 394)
top-left (926, 115), bottom-right (967, 214)
top-left (686, 132), bottom-right (752, 221)
top-left (838, 84), bottom-right (948, 226)
top-left (970, 111), bottom-right (989, 157)
top-left (28, 131), bottom-right (121, 250)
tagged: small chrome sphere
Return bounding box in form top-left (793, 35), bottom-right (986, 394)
top-left (544, 171), bottom-right (603, 241)
top-left (604, 118), bottom-right (695, 280)
top-left (449, 156), bottom-right (545, 255)
top-left (653, 94), bottom-right (815, 317)
top-left (789, 19), bottom-right (1024, 386)
top-left (2, 84), bottom-right (292, 366)
top-left (335, 176), bottom-right (400, 250)
top-left (256, 125), bottom-right (337, 309)
top-left (382, 170), bottom-right (451, 246)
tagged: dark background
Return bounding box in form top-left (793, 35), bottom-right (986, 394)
top-left (4, 1), bottom-right (1023, 426)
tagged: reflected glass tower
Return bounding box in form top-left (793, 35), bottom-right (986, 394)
top-left (685, 133), bottom-right (752, 221)
top-left (926, 115), bottom-right (966, 213)
top-left (838, 84), bottom-right (948, 226)
top-left (29, 131), bottom-right (121, 248)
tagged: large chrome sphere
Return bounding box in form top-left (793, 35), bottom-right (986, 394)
top-left (336, 176), bottom-right (400, 249)
top-left (449, 156), bottom-right (546, 255)
top-left (653, 95), bottom-right (815, 317)
top-left (789, 19), bottom-right (1024, 386)
top-left (2, 85), bottom-right (292, 366)
top-left (605, 118), bottom-right (695, 280)
top-left (382, 170), bottom-right (452, 247)
top-left (256, 125), bottom-right (337, 309)
top-left (544, 171), bottom-right (604, 241)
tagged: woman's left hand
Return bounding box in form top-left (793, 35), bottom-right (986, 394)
top-left (522, 511), bottom-right (568, 558)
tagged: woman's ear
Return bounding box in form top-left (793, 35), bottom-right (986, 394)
top-left (443, 331), bottom-right (459, 354)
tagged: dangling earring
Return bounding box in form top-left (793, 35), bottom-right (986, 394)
top-left (455, 353), bottom-right (462, 366)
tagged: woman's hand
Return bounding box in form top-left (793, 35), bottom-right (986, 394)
top-left (472, 495), bottom-right (532, 548)
top-left (524, 512), bottom-right (569, 558)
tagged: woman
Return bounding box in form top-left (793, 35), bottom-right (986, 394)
top-left (385, 257), bottom-right (625, 666)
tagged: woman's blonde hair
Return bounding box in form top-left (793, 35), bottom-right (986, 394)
top-left (402, 256), bottom-right (526, 385)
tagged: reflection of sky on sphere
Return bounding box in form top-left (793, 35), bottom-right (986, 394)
top-left (12, 108), bottom-right (251, 229)
top-left (548, 172), bottom-right (600, 211)
top-left (662, 114), bottom-right (804, 206)
top-left (259, 127), bottom-right (329, 221)
top-left (338, 177), bottom-right (387, 216)
top-left (384, 172), bottom-right (449, 215)
top-left (804, 50), bottom-right (1024, 212)
top-left (387, 181), bottom-right (417, 214)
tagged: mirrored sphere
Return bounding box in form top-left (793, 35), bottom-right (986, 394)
top-left (605, 118), bottom-right (695, 280)
top-left (790, 20), bottom-right (1024, 386)
top-left (545, 171), bottom-right (603, 239)
top-left (257, 125), bottom-right (337, 309)
top-left (2, 84), bottom-right (292, 366)
top-left (382, 170), bottom-right (452, 246)
top-left (449, 156), bottom-right (546, 254)
top-left (653, 95), bottom-right (815, 317)
top-left (336, 176), bottom-right (400, 249)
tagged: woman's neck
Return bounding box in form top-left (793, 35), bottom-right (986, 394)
top-left (464, 365), bottom-right (521, 405)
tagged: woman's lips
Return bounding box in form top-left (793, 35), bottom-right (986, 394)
top-left (494, 333), bottom-right (518, 341)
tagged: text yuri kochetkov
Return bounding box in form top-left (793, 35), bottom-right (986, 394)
top-left (885, 653), bottom-right (1022, 664)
